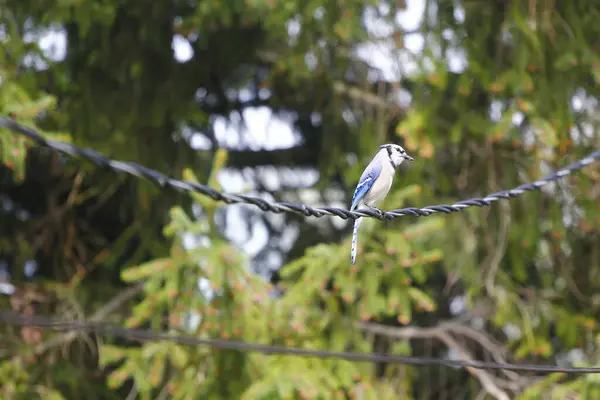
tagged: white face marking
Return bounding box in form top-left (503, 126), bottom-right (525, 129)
top-left (381, 144), bottom-right (413, 167)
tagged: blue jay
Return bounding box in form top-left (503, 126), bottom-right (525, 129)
top-left (350, 144), bottom-right (414, 265)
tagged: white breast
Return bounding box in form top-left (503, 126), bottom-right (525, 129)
top-left (363, 159), bottom-right (395, 207)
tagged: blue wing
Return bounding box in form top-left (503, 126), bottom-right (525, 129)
top-left (350, 160), bottom-right (382, 210)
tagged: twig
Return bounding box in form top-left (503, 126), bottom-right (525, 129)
top-left (16, 282), bottom-right (145, 358)
top-left (357, 320), bottom-right (511, 400)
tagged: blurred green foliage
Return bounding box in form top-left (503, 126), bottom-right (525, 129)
top-left (1, 0), bottom-right (600, 399)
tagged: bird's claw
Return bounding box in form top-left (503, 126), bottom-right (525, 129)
top-left (368, 206), bottom-right (385, 219)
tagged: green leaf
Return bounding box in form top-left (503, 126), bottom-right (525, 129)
top-left (402, 217), bottom-right (445, 240)
top-left (395, 110), bottom-right (425, 151)
top-left (553, 53), bottom-right (578, 71)
top-left (107, 361), bottom-right (135, 389)
top-left (592, 65), bottom-right (600, 85)
top-left (407, 287), bottom-right (436, 312)
top-left (149, 353), bottom-right (165, 388)
top-left (397, 292), bottom-right (412, 324)
top-left (169, 344), bottom-right (189, 368)
top-left (450, 122), bottom-right (463, 143)
top-left (530, 118), bottom-right (557, 146)
top-left (390, 340), bottom-right (412, 356)
top-left (121, 258), bottom-right (173, 282)
top-left (4, 94), bottom-right (57, 117)
top-left (385, 184), bottom-right (422, 207)
top-left (275, 376), bottom-right (295, 399)
top-left (99, 345), bottom-right (128, 366)
top-left (417, 249), bottom-right (443, 265)
top-left (42, 390), bottom-right (68, 400)
top-left (516, 373), bottom-right (564, 399)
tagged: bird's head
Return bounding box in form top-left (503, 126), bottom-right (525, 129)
top-left (380, 143), bottom-right (414, 168)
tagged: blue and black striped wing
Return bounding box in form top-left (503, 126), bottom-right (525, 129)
top-left (350, 160), bottom-right (382, 211)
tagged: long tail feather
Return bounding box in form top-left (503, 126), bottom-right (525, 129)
top-left (351, 217), bottom-right (363, 265)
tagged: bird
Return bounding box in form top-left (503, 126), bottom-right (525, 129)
top-left (350, 143), bottom-right (414, 265)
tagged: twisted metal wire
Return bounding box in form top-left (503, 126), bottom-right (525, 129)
top-left (2, 117), bottom-right (599, 220)
top-left (3, 310), bottom-right (600, 373)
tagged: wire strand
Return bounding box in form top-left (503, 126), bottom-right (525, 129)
top-left (2, 311), bottom-right (599, 374)
top-left (2, 117), bottom-right (599, 221)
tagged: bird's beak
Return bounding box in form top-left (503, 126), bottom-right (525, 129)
top-left (404, 155), bottom-right (414, 161)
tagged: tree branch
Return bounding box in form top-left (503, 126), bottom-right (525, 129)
top-left (434, 331), bottom-right (510, 400)
top-left (225, 146), bottom-right (318, 168)
top-left (356, 319), bottom-right (511, 400)
top-left (21, 282), bottom-right (145, 358)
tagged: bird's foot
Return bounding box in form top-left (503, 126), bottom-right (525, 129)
top-left (367, 206), bottom-right (385, 219)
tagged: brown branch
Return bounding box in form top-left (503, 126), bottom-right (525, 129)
top-left (356, 320), bottom-right (511, 400)
top-left (256, 49), bottom-right (406, 112)
top-left (226, 146), bottom-right (318, 168)
top-left (484, 197), bottom-right (511, 294)
top-left (15, 282), bottom-right (145, 358)
top-left (435, 331), bottom-right (510, 400)
top-left (332, 81), bottom-right (403, 112)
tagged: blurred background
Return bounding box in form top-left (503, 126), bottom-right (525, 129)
top-left (1, 0), bottom-right (600, 398)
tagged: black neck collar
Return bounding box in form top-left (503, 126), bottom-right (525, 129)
top-left (385, 146), bottom-right (397, 169)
